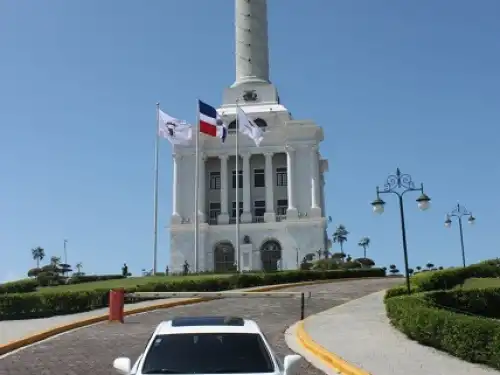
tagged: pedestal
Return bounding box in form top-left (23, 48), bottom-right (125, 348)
top-left (217, 213), bottom-right (230, 225)
top-left (286, 208), bottom-right (299, 220)
top-left (264, 212), bottom-right (276, 222)
top-left (240, 211), bottom-right (252, 223)
top-left (310, 207), bottom-right (322, 218)
top-left (240, 244), bottom-right (253, 271)
top-left (171, 213), bottom-right (182, 225)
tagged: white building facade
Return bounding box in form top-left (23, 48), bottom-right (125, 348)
top-left (169, 0), bottom-right (329, 272)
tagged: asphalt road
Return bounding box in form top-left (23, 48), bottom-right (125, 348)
top-left (0, 278), bottom-right (401, 375)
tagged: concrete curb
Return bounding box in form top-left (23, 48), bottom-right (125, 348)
top-left (0, 277), bottom-right (372, 356)
top-left (296, 320), bottom-right (371, 375)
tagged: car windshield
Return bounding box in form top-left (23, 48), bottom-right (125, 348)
top-left (141, 332), bottom-right (275, 374)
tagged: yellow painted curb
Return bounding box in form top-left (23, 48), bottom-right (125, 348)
top-left (296, 320), bottom-right (371, 375)
top-left (0, 278), bottom-right (365, 356)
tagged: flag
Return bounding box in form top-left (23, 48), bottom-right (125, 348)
top-left (236, 106), bottom-right (264, 146)
top-left (158, 109), bottom-right (193, 146)
top-left (199, 100), bottom-right (227, 142)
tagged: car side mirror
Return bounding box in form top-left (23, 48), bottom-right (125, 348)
top-left (113, 357), bottom-right (132, 374)
top-left (283, 354), bottom-right (302, 375)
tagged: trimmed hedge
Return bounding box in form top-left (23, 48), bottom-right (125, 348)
top-left (385, 263), bottom-right (500, 299)
top-left (385, 292), bottom-right (500, 369)
top-left (385, 262), bottom-right (500, 369)
top-left (0, 279), bottom-right (38, 294)
top-left (67, 274), bottom-right (125, 284)
top-left (0, 268), bottom-right (385, 320)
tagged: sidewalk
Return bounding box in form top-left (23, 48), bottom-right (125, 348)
top-left (293, 291), bottom-right (500, 375)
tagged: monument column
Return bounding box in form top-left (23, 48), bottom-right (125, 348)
top-left (310, 145), bottom-right (321, 217)
top-left (218, 154), bottom-right (230, 224)
top-left (233, 0), bottom-right (270, 86)
top-left (286, 145), bottom-right (298, 219)
top-left (264, 152), bottom-right (275, 222)
top-left (241, 153), bottom-right (253, 223)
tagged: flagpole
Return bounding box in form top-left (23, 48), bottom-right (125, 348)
top-left (153, 102), bottom-right (160, 275)
top-left (194, 100), bottom-right (200, 273)
top-left (235, 101), bottom-right (241, 273)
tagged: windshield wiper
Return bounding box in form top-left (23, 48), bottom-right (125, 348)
top-left (142, 368), bottom-right (183, 374)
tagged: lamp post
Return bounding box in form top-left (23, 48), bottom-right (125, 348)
top-left (444, 203), bottom-right (476, 268)
top-left (371, 168), bottom-right (431, 295)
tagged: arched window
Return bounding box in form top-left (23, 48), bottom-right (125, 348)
top-left (228, 118), bottom-right (267, 133)
top-left (254, 118), bottom-right (267, 128)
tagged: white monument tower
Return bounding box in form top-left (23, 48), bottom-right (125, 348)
top-left (169, 0), bottom-right (329, 272)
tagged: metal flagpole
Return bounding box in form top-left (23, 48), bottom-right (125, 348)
top-left (153, 102), bottom-right (160, 275)
top-left (235, 102), bottom-right (241, 273)
top-left (194, 100), bottom-right (200, 273)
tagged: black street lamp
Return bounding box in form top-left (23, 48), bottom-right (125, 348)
top-left (444, 203), bottom-right (476, 268)
top-left (371, 168), bottom-right (431, 295)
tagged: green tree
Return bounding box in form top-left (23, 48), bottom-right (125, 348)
top-left (75, 262), bottom-right (83, 275)
top-left (50, 256), bottom-right (61, 267)
top-left (31, 247), bottom-right (45, 268)
top-left (333, 224), bottom-right (349, 256)
top-left (357, 237), bottom-right (371, 258)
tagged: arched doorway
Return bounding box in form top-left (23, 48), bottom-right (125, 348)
top-left (213, 241), bottom-right (236, 273)
top-left (260, 240), bottom-right (282, 272)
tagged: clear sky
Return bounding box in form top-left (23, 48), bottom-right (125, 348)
top-left (1, 0), bottom-right (499, 281)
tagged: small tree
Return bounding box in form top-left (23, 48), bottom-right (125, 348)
top-left (74, 262), bottom-right (83, 276)
top-left (426, 263), bottom-right (434, 270)
top-left (332, 225), bottom-right (349, 256)
top-left (31, 247), bottom-right (45, 268)
top-left (416, 266), bottom-right (422, 272)
top-left (316, 249), bottom-right (322, 260)
top-left (389, 264), bottom-right (400, 275)
top-left (408, 268), bottom-right (414, 275)
top-left (357, 237), bottom-right (371, 258)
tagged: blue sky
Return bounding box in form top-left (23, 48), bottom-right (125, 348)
top-left (1, 0), bottom-right (499, 281)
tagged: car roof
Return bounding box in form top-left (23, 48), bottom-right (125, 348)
top-left (155, 316), bottom-right (262, 335)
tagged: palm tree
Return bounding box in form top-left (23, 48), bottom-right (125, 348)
top-left (31, 247), bottom-right (45, 268)
top-left (50, 256), bottom-right (61, 267)
top-left (332, 225), bottom-right (349, 256)
top-left (357, 237), bottom-right (371, 258)
top-left (75, 262), bottom-right (83, 274)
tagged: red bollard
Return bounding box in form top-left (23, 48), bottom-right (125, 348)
top-left (109, 288), bottom-right (125, 323)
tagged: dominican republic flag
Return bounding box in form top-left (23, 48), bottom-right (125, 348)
top-left (199, 100), bottom-right (227, 142)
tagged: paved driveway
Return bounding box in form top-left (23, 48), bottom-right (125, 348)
top-left (0, 278), bottom-right (401, 375)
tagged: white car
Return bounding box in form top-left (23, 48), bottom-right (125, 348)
top-left (113, 316), bottom-right (302, 375)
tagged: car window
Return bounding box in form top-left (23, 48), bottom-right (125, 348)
top-left (141, 333), bottom-right (275, 374)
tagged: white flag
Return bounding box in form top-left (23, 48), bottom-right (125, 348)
top-left (236, 106), bottom-right (264, 147)
top-left (158, 109), bottom-right (193, 146)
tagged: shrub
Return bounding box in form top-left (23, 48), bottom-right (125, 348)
top-left (0, 268), bottom-right (385, 320)
top-left (27, 268), bottom-right (42, 278)
top-left (0, 279), bottom-right (39, 294)
top-left (384, 261), bottom-right (500, 369)
top-left (423, 288), bottom-right (500, 320)
top-left (354, 258), bottom-right (375, 267)
top-left (386, 293), bottom-right (500, 369)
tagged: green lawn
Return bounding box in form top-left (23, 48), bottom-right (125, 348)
top-left (460, 277), bottom-right (500, 290)
top-left (36, 274), bottom-right (231, 293)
